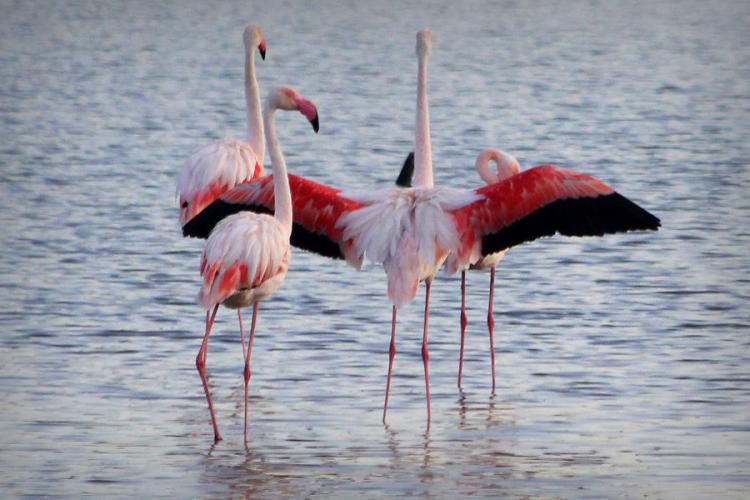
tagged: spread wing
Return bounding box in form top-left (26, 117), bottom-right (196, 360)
top-left (448, 165), bottom-right (660, 270)
top-left (183, 173), bottom-right (364, 261)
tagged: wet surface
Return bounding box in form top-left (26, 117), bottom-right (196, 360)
top-left (1, 0), bottom-right (749, 497)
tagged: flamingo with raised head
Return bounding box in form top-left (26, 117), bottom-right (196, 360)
top-left (195, 86), bottom-right (319, 443)
top-left (392, 148), bottom-right (520, 393)
top-left (182, 30), bottom-right (660, 424)
top-left (177, 25), bottom-right (267, 227)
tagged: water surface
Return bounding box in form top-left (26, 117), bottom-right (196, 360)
top-left (1, 0), bottom-right (749, 497)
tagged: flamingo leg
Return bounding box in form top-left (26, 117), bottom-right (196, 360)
top-left (243, 302), bottom-right (258, 444)
top-left (422, 278), bottom-right (432, 424)
top-left (238, 309), bottom-right (247, 360)
top-left (458, 270), bottom-right (467, 388)
top-left (198, 310), bottom-right (209, 366)
top-left (196, 305), bottom-right (221, 442)
top-left (488, 265), bottom-right (496, 394)
top-left (383, 305), bottom-right (397, 423)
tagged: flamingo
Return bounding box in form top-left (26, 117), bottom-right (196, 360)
top-left (457, 149), bottom-right (521, 392)
top-left (177, 24), bottom-right (267, 227)
top-left (182, 30), bottom-right (661, 423)
top-left (195, 86), bottom-right (319, 443)
top-left (395, 148), bottom-right (521, 393)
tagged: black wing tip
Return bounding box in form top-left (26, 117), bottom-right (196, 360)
top-left (609, 192), bottom-right (661, 231)
top-left (290, 223), bottom-right (345, 260)
top-left (181, 199), bottom-right (347, 260)
top-left (395, 151), bottom-right (415, 187)
top-left (481, 191), bottom-right (661, 255)
top-left (182, 200), bottom-right (247, 239)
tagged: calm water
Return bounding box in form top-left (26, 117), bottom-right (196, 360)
top-left (1, 0), bottom-right (749, 497)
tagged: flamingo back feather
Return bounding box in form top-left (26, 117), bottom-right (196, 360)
top-left (177, 138), bottom-right (263, 225)
top-left (198, 212), bottom-right (290, 309)
top-left (338, 187), bottom-right (481, 307)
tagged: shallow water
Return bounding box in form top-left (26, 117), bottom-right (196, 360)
top-left (1, 0), bottom-right (749, 497)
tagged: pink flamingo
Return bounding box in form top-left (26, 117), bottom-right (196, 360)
top-left (457, 148), bottom-right (521, 393)
top-left (393, 148), bottom-right (521, 393)
top-left (195, 86), bottom-right (319, 443)
top-left (183, 30), bottom-right (660, 424)
top-left (177, 25), bottom-right (267, 227)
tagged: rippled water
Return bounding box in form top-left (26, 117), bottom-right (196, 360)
top-left (1, 0), bottom-right (749, 497)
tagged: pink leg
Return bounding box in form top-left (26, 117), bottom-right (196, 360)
top-left (422, 279), bottom-right (432, 424)
top-left (488, 266), bottom-right (497, 394)
top-left (457, 270), bottom-right (467, 388)
top-left (243, 302), bottom-right (258, 444)
top-left (238, 309), bottom-right (247, 359)
top-left (382, 305), bottom-right (397, 424)
top-left (198, 310), bottom-right (209, 366)
top-left (196, 305), bottom-right (221, 442)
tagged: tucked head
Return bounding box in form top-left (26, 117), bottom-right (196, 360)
top-left (417, 29), bottom-right (432, 57)
top-left (475, 148), bottom-right (521, 184)
top-left (243, 24), bottom-right (266, 60)
top-left (267, 86), bottom-right (320, 133)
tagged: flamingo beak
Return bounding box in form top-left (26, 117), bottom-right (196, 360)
top-left (296, 96), bottom-right (319, 133)
top-left (258, 39), bottom-right (267, 60)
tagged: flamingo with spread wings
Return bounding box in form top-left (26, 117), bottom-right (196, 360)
top-left (195, 86), bottom-right (319, 443)
top-left (184, 31), bottom-right (660, 424)
top-left (391, 149), bottom-right (521, 393)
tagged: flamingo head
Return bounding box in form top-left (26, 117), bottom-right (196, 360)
top-left (243, 25), bottom-right (266, 60)
top-left (417, 29), bottom-right (432, 57)
top-left (268, 86), bottom-right (320, 133)
top-left (475, 148), bottom-right (521, 185)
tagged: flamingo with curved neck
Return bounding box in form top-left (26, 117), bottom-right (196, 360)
top-left (457, 148), bottom-right (521, 393)
top-left (177, 24), bottom-right (267, 226)
top-left (194, 86), bottom-right (318, 443)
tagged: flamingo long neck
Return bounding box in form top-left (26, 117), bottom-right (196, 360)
top-left (245, 45), bottom-right (265, 162)
top-left (263, 104), bottom-right (292, 237)
top-left (413, 49), bottom-right (433, 188)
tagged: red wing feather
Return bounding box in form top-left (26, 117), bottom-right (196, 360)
top-left (450, 165), bottom-right (660, 266)
top-left (184, 174), bottom-right (364, 261)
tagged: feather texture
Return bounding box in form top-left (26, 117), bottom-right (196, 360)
top-left (198, 212), bottom-right (290, 309)
top-left (177, 139), bottom-right (263, 225)
top-left (338, 187), bottom-right (482, 307)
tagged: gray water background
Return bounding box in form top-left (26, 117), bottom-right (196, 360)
top-left (1, 0), bottom-right (749, 497)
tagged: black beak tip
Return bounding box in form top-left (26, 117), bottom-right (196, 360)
top-left (259, 48), bottom-right (266, 60)
top-left (311, 114), bottom-right (319, 133)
